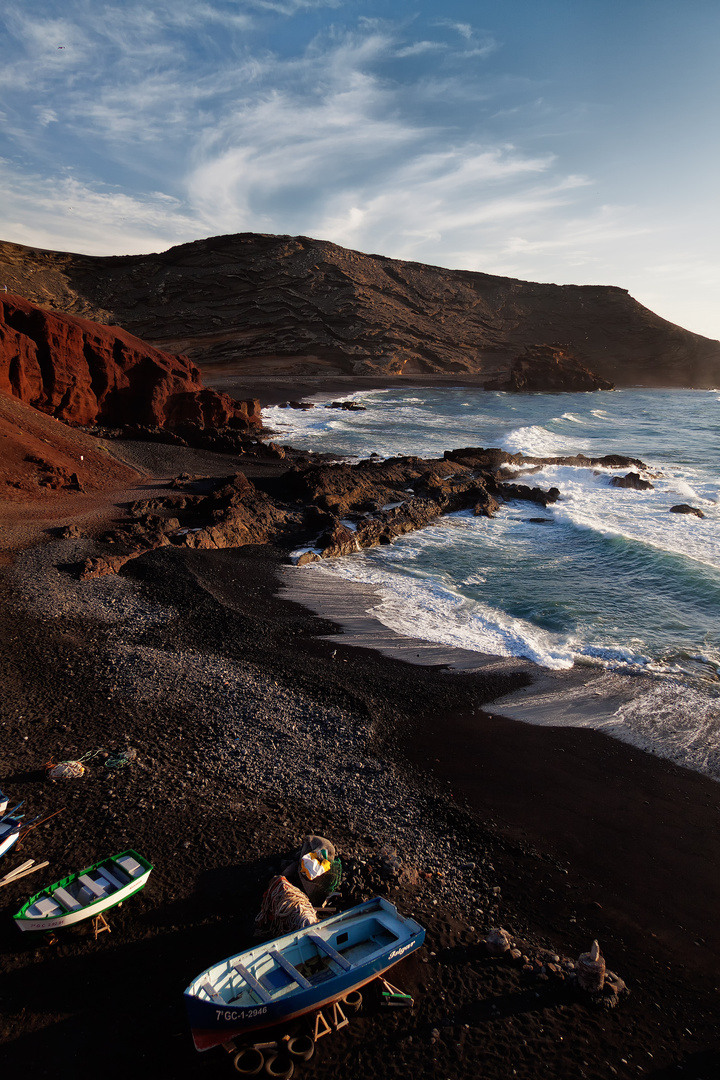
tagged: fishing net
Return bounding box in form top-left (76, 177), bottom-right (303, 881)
top-left (105, 748), bottom-right (137, 770)
top-left (255, 875), bottom-right (319, 936)
top-left (45, 761), bottom-right (86, 780)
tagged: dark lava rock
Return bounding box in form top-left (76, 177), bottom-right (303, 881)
top-left (610, 472), bottom-right (654, 490)
top-left (485, 344), bottom-right (614, 393)
top-left (670, 504), bottom-right (705, 518)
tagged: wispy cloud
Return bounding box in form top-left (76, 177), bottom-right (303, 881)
top-left (0, 160), bottom-right (201, 255)
top-left (2, 2), bottom-right (711, 335)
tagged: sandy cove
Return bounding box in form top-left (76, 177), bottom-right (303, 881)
top-left (1, 428), bottom-right (719, 1080)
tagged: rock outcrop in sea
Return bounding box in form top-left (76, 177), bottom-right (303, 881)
top-left (1, 233), bottom-right (718, 388)
top-left (78, 447), bottom-right (649, 579)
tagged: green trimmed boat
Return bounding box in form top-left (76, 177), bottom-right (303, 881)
top-left (13, 849), bottom-right (152, 932)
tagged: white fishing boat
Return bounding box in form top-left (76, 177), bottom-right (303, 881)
top-left (14, 849), bottom-right (153, 931)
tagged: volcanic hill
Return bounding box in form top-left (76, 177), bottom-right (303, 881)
top-left (1, 232), bottom-right (718, 388)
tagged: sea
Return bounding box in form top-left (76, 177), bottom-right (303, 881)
top-left (265, 387), bottom-right (720, 779)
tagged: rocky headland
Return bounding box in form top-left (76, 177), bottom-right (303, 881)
top-left (1, 232), bottom-right (719, 388)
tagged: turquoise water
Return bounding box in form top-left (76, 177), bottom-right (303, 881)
top-left (268, 388), bottom-right (720, 683)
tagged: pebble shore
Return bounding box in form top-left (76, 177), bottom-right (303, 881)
top-left (1, 442), bottom-right (719, 1080)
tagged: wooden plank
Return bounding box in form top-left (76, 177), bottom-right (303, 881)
top-left (78, 875), bottom-right (106, 898)
top-left (96, 867), bottom-right (124, 891)
top-left (53, 886), bottom-right (82, 911)
top-left (202, 980), bottom-right (225, 1006)
top-left (267, 947), bottom-right (313, 990)
top-left (229, 959), bottom-right (272, 1003)
top-left (306, 932), bottom-right (353, 971)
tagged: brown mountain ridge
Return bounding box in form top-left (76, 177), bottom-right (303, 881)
top-left (1, 232), bottom-right (718, 388)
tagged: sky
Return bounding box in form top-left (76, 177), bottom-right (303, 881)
top-left (1, 0), bottom-right (719, 339)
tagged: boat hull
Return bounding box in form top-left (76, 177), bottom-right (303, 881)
top-left (14, 876), bottom-right (150, 931)
top-left (0, 832), bottom-right (19, 858)
top-left (13, 849), bottom-right (153, 931)
top-left (185, 897), bottom-right (424, 1052)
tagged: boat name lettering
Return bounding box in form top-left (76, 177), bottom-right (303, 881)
top-left (388, 940), bottom-right (416, 960)
top-left (215, 1006), bottom-right (267, 1022)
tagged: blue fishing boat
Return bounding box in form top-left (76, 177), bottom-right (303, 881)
top-left (184, 896), bottom-right (425, 1052)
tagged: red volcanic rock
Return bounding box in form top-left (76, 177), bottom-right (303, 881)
top-left (0, 294), bottom-right (260, 430)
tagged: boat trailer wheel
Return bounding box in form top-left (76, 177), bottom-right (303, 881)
top-left (286, 1034), bottom-right (315, 1062)
top-left (263, 1053), bottom-right (294, 1079)
top-left (233, 1047), bottom-right (265, 1075)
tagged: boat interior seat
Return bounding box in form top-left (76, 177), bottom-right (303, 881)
top-left (116, 855), bottom-right (143, 878)
top-left (78, 874), bottom-right (107, 898)
top-left (230, 959), bottom-right (272, 1004)
top-left (96, 867), bottom-right (123, 891)
top-left (307, 932), bottom-right (353, 971)
top-left (104, 862), bottom-right (131, 885)
top-left (53, 886), bottom-right (82, 911)
top-left (30, 897), bottom-right (63, 918)
top-left (202, 979), bottom-right (225, 1006)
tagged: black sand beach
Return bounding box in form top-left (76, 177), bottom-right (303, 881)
top-left (1, 427), bottom-right (719, 1080)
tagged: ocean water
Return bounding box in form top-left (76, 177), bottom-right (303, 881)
top-left (266, 387), bottom-right (720, 775)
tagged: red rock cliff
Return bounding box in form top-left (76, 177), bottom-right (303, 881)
top-left (0, 294), bottom-right (260, 429)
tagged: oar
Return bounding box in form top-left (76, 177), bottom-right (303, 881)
top-left (5, 859), bottom-right (34, 876)
top-left (0, 801), bottom-right (24, 821)
top-left (0, 860), bottom-right (49, 888)
top-left (16, 807), bottom-right (65, 847)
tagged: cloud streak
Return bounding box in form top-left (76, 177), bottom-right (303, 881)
top-left (0, 2), bottom-right (717, 337)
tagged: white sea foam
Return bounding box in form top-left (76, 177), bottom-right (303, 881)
top-left (310, 557), bottom-right (575, 670)
top-left (494, 674), bottom-right (720, 781)
top-left (271, 385), bottom-right (720, 777)
top-left (503, 424), bottom-right (585, 456)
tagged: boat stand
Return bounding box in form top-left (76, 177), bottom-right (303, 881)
top-left (377, 977), bottom-right (414, 1008)
top-left (92, 913), bottom-right (111, 940)
top-left (313, 999), bottom-right (349, 1040)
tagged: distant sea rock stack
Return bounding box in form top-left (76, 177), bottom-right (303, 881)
top-left (1, 233), bottom-right (719, 389)
top-left (0, 294), bottom-right (261, 430)
top-left (484, 344), bottom-right (613, 393)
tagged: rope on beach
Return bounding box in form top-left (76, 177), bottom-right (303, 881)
top-left (105, 748), bottom-right (137, 770)
top-left (255, 875), bottom-right (319, 936)
top-left (45, 747), bottom-right (137, 779)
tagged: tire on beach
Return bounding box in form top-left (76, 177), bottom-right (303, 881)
top-left (342, 990), bottom-right (363, 1013)
top-left (233, 1047), bottom-right (265, 1074)
top-left (263, 1053), bottom-right (294, 1079)
top-left (287, 1035), bottom-right (315, 1062)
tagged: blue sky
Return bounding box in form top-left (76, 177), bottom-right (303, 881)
top-left (1, 0), bottom-right (719, 338)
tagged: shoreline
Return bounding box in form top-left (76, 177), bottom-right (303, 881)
top-left (202, 372), bottom-right (497, 408)
top-left (2, 437), bottom-right (720, 1076)
top-left (279, 559), bottom-right (720, 977)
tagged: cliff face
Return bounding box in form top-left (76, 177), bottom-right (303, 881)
top-left (0, 293), bottom-right (261, 429)
top-left (1, 233), bottom-right (718, 388)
